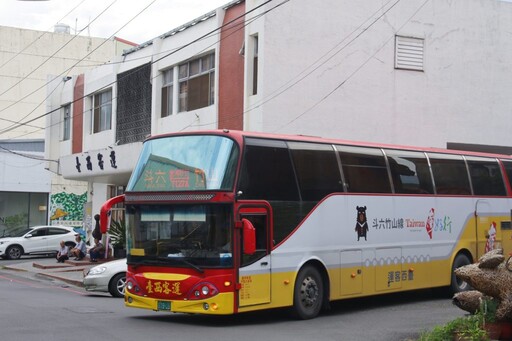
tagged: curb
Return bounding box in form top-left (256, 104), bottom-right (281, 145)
top-left (38, 272), bottom-right (84, 287)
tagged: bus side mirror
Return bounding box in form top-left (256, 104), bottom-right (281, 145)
top-left (242, 218), bottom-right (256, 255)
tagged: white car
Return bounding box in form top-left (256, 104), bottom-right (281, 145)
top-left (83, 258), bottom-right (126, 297)
top-left (0, 225), bottom-right (77, 260)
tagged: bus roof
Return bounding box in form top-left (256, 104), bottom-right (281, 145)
top-left (146, 129), bottom-right (512, 160)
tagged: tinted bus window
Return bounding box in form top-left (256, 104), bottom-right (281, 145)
top-left (428, 153), bottom-right (471, 195)
top-left (289, 142), bottom-right (343, 201)
top-left (385, 150), bottom-right (434, 194)
top-left (466, 157), bottom-right (506, 196)
top-left (336, 145), bottom-right (391, 193)
top-left (238, 138), bottom-right (300, 201)
top-left (501, 160), bottom-right (512, 193)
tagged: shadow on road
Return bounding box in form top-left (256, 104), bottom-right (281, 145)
top-left (128, 288), bottom-right (449, 327)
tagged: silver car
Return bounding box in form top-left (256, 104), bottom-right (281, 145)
top-left (83, 258), bottom-right (126, 297)
top-left (0, 225), bottom-right (77, 260)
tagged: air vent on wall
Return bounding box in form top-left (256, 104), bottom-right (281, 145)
top-left (395, 36), bottom-right (424, 71)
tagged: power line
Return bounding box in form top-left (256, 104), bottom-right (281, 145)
top-left (244, 0), bottom-right (399, 113)
top-left (13, 9), bottom-right (264, 142)
top-left (0, 0), bottom-right (88, 71)
top-left (0, 0), bottom-right (279, 140)
top-left (0, 0), bottom-right (157, 135)
top-left (0, 0), bottom-right (118, 101)
top-left (180, 0), bottom-right (430, 132)
top-left (0, 145), bottom-right (58, 163)
top-left (274, 0), bottom-right (431, 132)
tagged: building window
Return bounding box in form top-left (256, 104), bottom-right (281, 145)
top-left (92, 89), bottom-right (112, 133)
top-left (161, 68), bottom-right (173, 117)
top-left (178, 53), bottom-right (215, 112)
top-left (62, 104), bottom-right (71, 141)
top-left (395, 36), bottom-right (424, 71)
top-left (252, 35), bottom-right (258, 95)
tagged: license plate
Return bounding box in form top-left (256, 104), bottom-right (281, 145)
top-left (157, 301), bottom-right (171, 311)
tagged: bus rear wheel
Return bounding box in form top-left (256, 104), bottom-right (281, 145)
top-left (292, 265), bottom-right (323, 320)
top-left (450, 253), bottom-right (471, 294)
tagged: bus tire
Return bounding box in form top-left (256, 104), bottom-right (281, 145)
top-left (450, 253), bottom-right (471, 294)
top-left (292, 265), bottom-right (323, 320)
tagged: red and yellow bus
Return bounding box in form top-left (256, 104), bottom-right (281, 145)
top-left (100, 129), bottom-right (512, 319)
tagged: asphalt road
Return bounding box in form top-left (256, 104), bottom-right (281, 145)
top-left (0, 260), bottom-right (465, 341)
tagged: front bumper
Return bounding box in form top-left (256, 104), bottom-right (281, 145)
top-left (125, 291), bottom-right (235, 315)
top-left (83, 276), bottom-right (109, 293)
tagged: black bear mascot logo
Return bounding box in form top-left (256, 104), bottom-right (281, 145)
top-left (355, 206), bottom-right (369, 241)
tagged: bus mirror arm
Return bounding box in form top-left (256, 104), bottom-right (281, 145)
top-left (241, 218), bottom-right (256, 255)
top-left (99, 194), bottom-right (125, 234)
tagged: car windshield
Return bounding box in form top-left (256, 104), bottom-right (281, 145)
top-left (126, 204), bottom-right (232, 269)
top-left (126, 135), bottom-right (239, 192)
top-left (8, 228), bottom-right (33, 237)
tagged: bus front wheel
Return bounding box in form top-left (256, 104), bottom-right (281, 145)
top-left (450, 253), bottom-right (471, 294)
top-left (292, 265), bottom-right (323, 320)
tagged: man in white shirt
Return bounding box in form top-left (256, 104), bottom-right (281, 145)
top-left (70, 235), bottom-right (87, 260)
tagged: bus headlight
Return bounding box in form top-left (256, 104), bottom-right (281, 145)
top-left (187, 282), bottom-right (219, 300)
top-left (126, 281), bottom-right (134, 291)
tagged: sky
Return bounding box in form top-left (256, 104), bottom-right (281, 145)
top-left (0, 0), bottom-right (231, 44)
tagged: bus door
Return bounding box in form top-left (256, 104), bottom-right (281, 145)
top-left (237, 206), bottom-right (271, 307)
top-left (475, 199), bottom-right (499, 258)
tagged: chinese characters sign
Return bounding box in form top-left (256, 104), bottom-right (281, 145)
top-left (145, 279), bottom-right (182, 296)
top-left (75, 151), bottom-right (117, 173)
top-left (132, 154), bottom-right (206, 191)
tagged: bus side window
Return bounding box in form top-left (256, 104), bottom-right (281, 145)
top-left (336, 145), bottom-right (392, 193)
top-left (466, 157), bottom-right (506, 196)
top-left (428, 153), bottom-right (471, 195)
top-left (238, 139), bottom-right (299, 201)
top-left (385, 149), bottom-right (434, 194)
top-left (501, 160), bottom-right (512, 193)
top-left (288, 142), bottom-right (344, 200)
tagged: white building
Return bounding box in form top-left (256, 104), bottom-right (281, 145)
top-left (46, 0), bottom-right (512, 217)
top-left (0, 25), bottom-right (135, 232)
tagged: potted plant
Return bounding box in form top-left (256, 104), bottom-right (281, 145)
top-left (109, 219), bottom-right (126, 258)
top-left (479, 297), bottom-right (501, 340)
top-left (417, 315), bottom-right (489, 341)
top-left (454, 314), bottom-right (490, 341)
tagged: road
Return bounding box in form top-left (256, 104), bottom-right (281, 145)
top-left (0, 257), bottom-right (466, 341)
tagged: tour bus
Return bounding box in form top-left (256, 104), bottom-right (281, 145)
top-left (99, 129), bottom-right (512, 319)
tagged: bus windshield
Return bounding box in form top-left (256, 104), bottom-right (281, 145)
top-left (126, 204), bottom-right (233, 268)
top-left (126, 135), bottom-right (239, 192)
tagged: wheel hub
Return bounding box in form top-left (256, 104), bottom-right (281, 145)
top-left (301, 276), bottom-right (318, 307)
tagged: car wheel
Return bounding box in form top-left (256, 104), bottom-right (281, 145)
top-left (6, 245), bottom-right (23, 260)
top-left (109, 273), bottom-right (126, 298)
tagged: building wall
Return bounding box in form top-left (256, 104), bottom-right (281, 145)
top-left (0, 144), bottom-right (51, 232)
top-left (0, 25), bottom-right (136, 230)
top-left (0, 26), bottom-right (135, 140)
top-left (218, 2), bottom-right (246, 130)
top-left (247, 0), bottom-right (512, 148)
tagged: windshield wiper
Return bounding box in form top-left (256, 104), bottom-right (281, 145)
top-left (130, 256), bottom-right (204, 274)
top-left (157, 257), bottom-right (204, 274)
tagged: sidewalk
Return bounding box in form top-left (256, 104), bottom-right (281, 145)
top-left (2, 257), bottom-right (109, 287)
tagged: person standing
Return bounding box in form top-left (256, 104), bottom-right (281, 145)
top-left (56, 240), bottom-right (69, 263)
